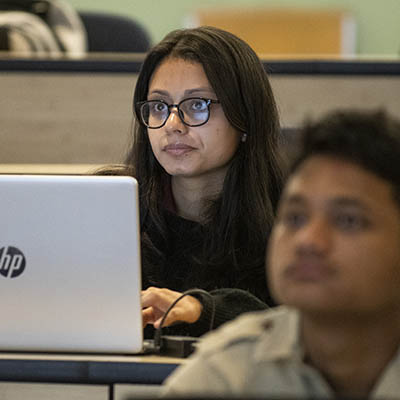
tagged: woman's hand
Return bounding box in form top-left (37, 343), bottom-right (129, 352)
top-left (141, 287), bottom-right (203, 329)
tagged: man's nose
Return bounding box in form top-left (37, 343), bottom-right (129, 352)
top-left (294, 217), bottom-right (332, 256)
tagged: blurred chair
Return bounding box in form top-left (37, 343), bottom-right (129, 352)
top-left (79, 11), bottom-right (151, 53)
top-left (0, 0), bottom-right (87, 55)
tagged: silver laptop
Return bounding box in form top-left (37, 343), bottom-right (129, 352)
top-left (0, 174), bottom-right (143, 353)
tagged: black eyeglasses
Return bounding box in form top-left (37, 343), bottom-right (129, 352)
top-left (137, 97), bottom-right (220, 129)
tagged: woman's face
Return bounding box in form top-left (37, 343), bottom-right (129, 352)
top-left (146, 57), bottom-right (241, 185)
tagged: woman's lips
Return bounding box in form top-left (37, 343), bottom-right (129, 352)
top-left (163, 143), bottom-right (195, 156)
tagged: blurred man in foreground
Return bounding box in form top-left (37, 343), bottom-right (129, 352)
top-left (162, 109), bottom-right (400, 399)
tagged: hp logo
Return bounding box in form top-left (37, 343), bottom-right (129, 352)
top-left (0, 246), bottom-right (26, 278)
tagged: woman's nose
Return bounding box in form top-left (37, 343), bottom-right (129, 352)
top-left (164, 107), bottom-right (187, 134)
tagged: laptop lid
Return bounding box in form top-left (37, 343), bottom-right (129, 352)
top-left (0, 174), bottom-right (143, 353)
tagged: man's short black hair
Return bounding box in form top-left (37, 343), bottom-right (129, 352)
top-left (291, 109), bottom-right (400, 206)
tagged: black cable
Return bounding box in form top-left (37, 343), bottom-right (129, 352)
top-left (153, 288), bottom-right (216, 351)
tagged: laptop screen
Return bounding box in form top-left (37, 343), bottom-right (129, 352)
top-left (0, 174), bottom-right (143, 353)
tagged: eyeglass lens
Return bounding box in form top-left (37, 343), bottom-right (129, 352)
top-left (141, 98), bottom-right (210, 128)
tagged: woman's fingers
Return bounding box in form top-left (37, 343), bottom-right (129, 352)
top-left (141, 287), bottom-right (178, 310)
top-left (141, 287), bottom-right (203, 327)
top-left (142, 306), bottom-right (157, 326)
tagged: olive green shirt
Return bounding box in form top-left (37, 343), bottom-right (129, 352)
top-left (163, 306), bottom-right (400, 398)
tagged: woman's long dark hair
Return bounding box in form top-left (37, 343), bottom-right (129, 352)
top-left (123, 26), bottom-right (283, 282)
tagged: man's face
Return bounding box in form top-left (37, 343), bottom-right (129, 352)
top-left (268, 155), bottom-right (400, 316)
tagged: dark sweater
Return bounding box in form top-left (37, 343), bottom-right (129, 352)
top-left (141, 210), bottom-right (274, 338)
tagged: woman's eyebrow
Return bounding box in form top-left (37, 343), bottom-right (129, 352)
top-left (147, 87), bottom-right (216, 99)
top-left (184, 87), bottom-right (215, 96)
top-left (148, 89), bottom-right (169, 97)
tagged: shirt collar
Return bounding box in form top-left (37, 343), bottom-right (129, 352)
top-left (254, 306), bottom-right (303, 363)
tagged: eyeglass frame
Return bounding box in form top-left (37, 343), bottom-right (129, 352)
top-left (136, 97), bottom-right (221, 129)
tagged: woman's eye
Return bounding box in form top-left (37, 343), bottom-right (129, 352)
top-left (151, 102), bottom-right (167, 113)
top-left (189, 100), bottom-right (207, 111)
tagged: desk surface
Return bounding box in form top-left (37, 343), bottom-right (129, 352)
top-left (0, 353), bottom-right (183, 384)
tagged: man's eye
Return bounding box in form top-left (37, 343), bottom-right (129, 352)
top-left (279, 211), bottom-right (307, 229)
top-left (334, 214), bottom-right (368, 231)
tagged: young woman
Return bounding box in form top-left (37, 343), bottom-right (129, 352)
top-left (105, 26), bottom-right (283, 338)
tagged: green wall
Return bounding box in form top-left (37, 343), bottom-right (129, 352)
top-left (68, 0), bottom-right (400, 55)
